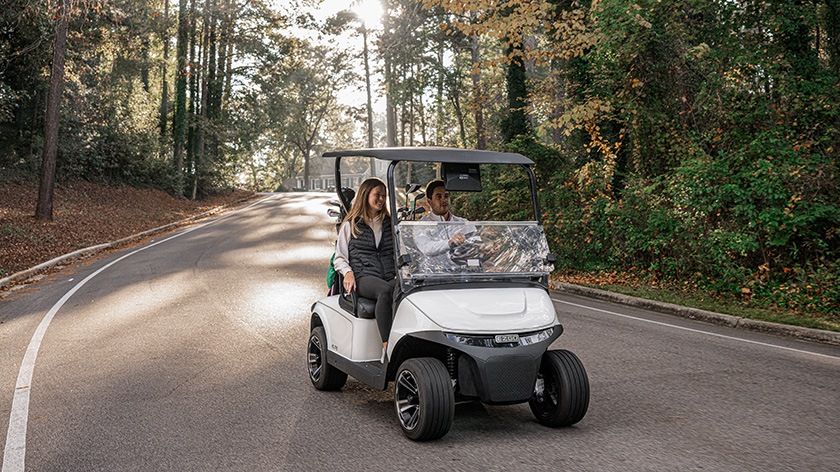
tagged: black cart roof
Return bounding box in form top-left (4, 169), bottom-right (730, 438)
top-left (322, 147), bottom-right (533, 165)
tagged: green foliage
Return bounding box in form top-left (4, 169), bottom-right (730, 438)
top-left (452, 163), bottom-right (533, 222)
top-left (453, 137), bottom-right (561, 222)
top-left (512, 0), bottom-right (840, 317)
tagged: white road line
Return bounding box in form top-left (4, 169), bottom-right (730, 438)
top-left (552, 298), bottom-right (840, 361)
top-left (2, 196), bottom-right (274, 472)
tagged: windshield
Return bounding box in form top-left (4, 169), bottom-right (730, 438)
top-left (396, 221), bottom-right (553, 291)
top-left (390, 161), bottom-right (534, 222)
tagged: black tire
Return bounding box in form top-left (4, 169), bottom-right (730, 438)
top-left (529, 349), bottom-right (589, 427)
top-left (394, 358), bottom-right (455, 441)
top-left (307, 326), bottom-right (347, 390)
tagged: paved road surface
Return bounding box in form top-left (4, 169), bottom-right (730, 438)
top-left (2, 193), bottom-right (839, 471)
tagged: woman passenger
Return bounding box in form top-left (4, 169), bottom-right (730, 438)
top-left (333, 178), bottom-right (396, 358)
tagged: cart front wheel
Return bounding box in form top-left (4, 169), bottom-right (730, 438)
top-left (394, 358), bottom-right (454, 441)
top-left (529, 349), bottom-right (589, 427)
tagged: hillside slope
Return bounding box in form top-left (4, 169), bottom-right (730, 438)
top-left (0, 181), bottom-right (254, 276)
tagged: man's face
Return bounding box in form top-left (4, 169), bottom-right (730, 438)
top-left (429, 187), bottom-right (451, 217)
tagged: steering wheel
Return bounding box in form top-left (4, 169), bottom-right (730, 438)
top-left (449, 233), bottom-right (482, 266)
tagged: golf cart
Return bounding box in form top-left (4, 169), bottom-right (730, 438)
top-left (308, 147), bottom-right (589, 441)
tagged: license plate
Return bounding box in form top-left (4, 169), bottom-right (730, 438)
top-left (495, 334), bottom-right (519, 344)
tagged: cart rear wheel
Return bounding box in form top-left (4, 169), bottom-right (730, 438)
top-left (529, 349), bottom-right (589, 427)
top-left (307, 326), bottom-right (347, 390)
top-left (394, 358), bottom-right (454, 441)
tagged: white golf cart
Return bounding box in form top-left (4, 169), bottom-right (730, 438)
top-left (308, 147), bottom-right (589, 441)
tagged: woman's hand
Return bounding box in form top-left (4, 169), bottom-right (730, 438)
top-left (343, 271), bottom-right (356, 293)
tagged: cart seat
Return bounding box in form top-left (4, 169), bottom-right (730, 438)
top-left (338, 292), bottom-right (376, 319)
top-left (336, 272), bottom-right (376, 319)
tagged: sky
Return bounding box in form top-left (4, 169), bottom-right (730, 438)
top-left (314, 0), bottom-right (383, 28)
top-left (286, 0), bottom-right (387, 138)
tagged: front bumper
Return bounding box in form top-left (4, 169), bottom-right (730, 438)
top-left (411, 325), bottom-right (563, 404)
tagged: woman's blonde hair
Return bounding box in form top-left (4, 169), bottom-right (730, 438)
top-left (342, 177), bottom-right (390, 237)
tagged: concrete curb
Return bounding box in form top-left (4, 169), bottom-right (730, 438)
top-left (0, 193), bottom-right (259, 290)
top-left (551, 281), bottom-right (840, 347)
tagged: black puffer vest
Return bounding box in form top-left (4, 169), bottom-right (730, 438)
top-left (348, 217), bottom-right (395, 280)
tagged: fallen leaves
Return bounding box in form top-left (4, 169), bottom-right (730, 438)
top-left (1, 180), bottom-right (253, 276)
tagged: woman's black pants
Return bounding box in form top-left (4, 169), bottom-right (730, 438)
top-left (356, 276), bottom-right (397, 343)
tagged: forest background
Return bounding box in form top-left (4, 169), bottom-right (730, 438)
top-left (1, 0), bottom-right (838, 327)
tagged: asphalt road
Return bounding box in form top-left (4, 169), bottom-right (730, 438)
top-left (1, 193), bottom-right (839, 471)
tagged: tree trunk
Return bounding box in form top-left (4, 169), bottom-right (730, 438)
top-left (186, 2), bottom-right (197, 180)
top-left (551, 65), bottom-right (566, 146)
top-left (362, 21), bottom-right (375, 173)
top-left (399, 106), bottom-right (406, 146)
top-left (212, 6), bottom-right (229, 164)
top-left (195, 0), bottom-right (212, 200)
top-left (173, 0), bottom-right (190, 196)
top-left (206, 0), bottom-right (218, 167)
top-left (363, 22), bottom-right (374, 150)
top-left (435, 41), bottom-right (444, 145)
top-left (776, 0), bottom-right (818, 80)
top-left (141, 39), bottom-right (151, 93)
top-left (450, 59), bottom-right (467, 148)
top-left (365, 24), bottom-right (375, 178)
top-left (303, 148), bottom-right (310, 190)
top-left (501, 41), bottom-right (530, 143)
top-left (382, 0), bottom-right (397, 147)
top-left (470, 33), bottom-right (486, 150)
top-left (186, 0), bottom-right (198, 181)
top-left (35, 0), bottom-right (69, 222)
top-left (224, 39), bottom-right (233, 105)
top-left (217, 3), bottom-right (230, 114)
top-left (409, 83), bottom-right (415, 146)
top-left (523, 35), bottom-right (536, 76)
top-left (385, 69), bottom-right (397, 146)
top-left (826, 0), bottom-right (840, 70)
top-left (159, 0), bottom-right (170, 138)
top-left (418, 92), bottom-right (427, 146)
top-left (548, 0), bottom-right (572, 147)
top-left (450, 88), bottom-right (466, 148)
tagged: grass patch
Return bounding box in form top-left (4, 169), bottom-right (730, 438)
top-left (589, 283), bottom-right (840, 333)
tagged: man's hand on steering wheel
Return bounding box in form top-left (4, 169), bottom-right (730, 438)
top-left (448, 233), bottom-right (466, 247)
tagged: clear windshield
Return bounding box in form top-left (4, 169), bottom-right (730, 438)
top-left (396, 221), bottom-right (553, 290)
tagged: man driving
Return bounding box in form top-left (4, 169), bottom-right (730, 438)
top-left (414, 180), bottom-right (475, 259)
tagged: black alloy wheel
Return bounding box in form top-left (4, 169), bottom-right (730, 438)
top-left (394, 358), bottom-right (454, 441)
top-left (307, 326), bottom-right (347, 390)
top-left (529, 349), bottom-right (589, 427)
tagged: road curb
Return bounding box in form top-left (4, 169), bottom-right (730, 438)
top-left (551, 281), bottom-right (840, 347)
top-left (0, 193), bottom-right (259, 290)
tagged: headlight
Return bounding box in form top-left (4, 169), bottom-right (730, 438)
top-left (445, 327), bottom-right (554, 347)
top-left (445, 333), bottom-right (496, 347)
top-left (519, 327), bottom-right (554, 345)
